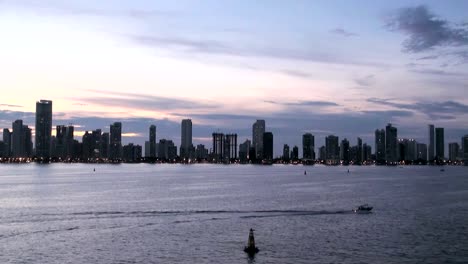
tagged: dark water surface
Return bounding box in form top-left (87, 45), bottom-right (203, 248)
top-left (0, 164), bottom-right (467, 263)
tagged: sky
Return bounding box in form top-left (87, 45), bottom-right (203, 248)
top-left (0, 0), bottom-right (467, 156)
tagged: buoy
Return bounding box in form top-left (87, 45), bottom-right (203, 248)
top-left (244, 228), bottom-right (259, 254)
top-left (93, 168), bottom-right (95, 172)
top-left (304, 170), bottom-right (307, 175)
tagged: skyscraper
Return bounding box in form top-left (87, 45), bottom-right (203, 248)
top-left (35, 100), bottom-right (53, 158)
top-left (109, 122), bottom-right (122, 160)
top-left (356, 137), bottom-right (363, 164)
top-left (385, 123), bottom-right (398, 164)
top-left (2, 128), bottom-right (11, 157)
top-left (291, 146), bottom-right (299, 160)
top-left (239, 140), bottom-right (251, 162)
top-left (252, 120), bottom-right (265, 159)
top-left (448, 143), bottom-right (459, 161)
top-left (283, 144), bottom-right (290, 161)
top-left (375, 129), bottom-right (385, 164)
top-left (428, 124), bottom-right (435, 161)
top-left (180, 119), bottom-right (193, 159)
top-left (302, 133), bottom-right (315, 160)
top-left (340, 138), bottom-right (350, 164)
top-left (149, 125), bottom-right (156, 158)
top-left (325, 135), bottom-right (339, 164)
top-left (55, 125), bottom-right (67, 158)
top-left (463, 135), bottom-right (468, 161)
top-left (417, 143), bottom-right (428, 161)
top-left (12, 120), bottom-right (24, 158)
top-left (212, 133), bottom-right (224, 160)
top-left (435, 127), bottom-right (444, 160)
top-left (224, 134), bottom-right (238, 160)
top-left (262, 132), bottom-right (273, 161)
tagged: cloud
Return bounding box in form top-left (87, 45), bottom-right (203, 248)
top-left (264, 100), bottom-right (339, 107)
top-left (1, 0), bottom-right (170, 19)
top-left (131, 34), bottom-right (389, 68)
top-left (77, 90), bottom-right (218, 111)
top-left (354, 74), bottom-right (375, 86)
top-left (409, 68), bottom-right (466, 76)
top-left (280, 69), bottom-right (312, 78)
top-left (330, 28), bottom-right (357, 37)
top-left (386, 5), bottom-right (468, 53)
top-left (0, 104), bottom-right (23, 108)
top-left (367, 98), bottom-right (468, 120)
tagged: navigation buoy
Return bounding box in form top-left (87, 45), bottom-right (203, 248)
top-left (304, 170), bottom-right (307, 175)
top-left (244, 228), bottom-right (259, 255)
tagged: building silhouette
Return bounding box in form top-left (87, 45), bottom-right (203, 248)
top-left (262, 132), bottom-right (273, 161)
top-left (356, 137), bottom-right (363, 164)
top-left (302, 133), bottom-right (315, 160)
top-left (375, 129), bottom-right (385, 164)
top-left (291, 146), bottom-right (299, 160)
top-left (252, 120), bottom-right (265, 160)
top-left (35, 100), bottom-right (53, 158)
top-left (180, 119), bottom-right (193, 159)
top-left (158, 139), bottom-right (176, 160)
top-left (212, 133), bottom-right (224, 161)
top-left (239, 140), bottom-right (251, 162)
top-left (123, 143), bottom-right (142, 162)
top-left (428, 124), bottom-right (435, 161)
top-left (195, 144), bottom-right (208, 160)
top-left (435, 127), bottom-right (444, 161)
top-left (385, 123), bottom-right (398, 164)
top-left (12, 120), bottom-right (25, 157)
top-left (417, 143), bottom-right (427, 161)
top-left (463, 135), bottom-right (468, 162)
top-left (149, 125), bottom-right (156, 158)
top-left (449, 143), bottom-right (459, 161)
top-left (109, 122), bottom-right (122, 160)
top-left (2, 128), bottom-right (11, 157)
top-left (283, 144), bottom-right (290, 161)
top-left (224, 134), bottom-right (238, 160)
top-left (325, 135), bottom-right (339, 164)
top-left (340, 138), bottom-right (350, 164)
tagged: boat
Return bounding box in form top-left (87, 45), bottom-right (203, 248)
top-left (244, 228), bottom-right (259, 254)
top-left (353, 204), bottom-right (373, 213)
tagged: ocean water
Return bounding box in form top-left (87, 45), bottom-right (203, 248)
top-left (0, 164), bottom-right (467, 263)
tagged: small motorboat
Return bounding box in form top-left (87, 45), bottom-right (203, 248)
top-left (244, 228), bottom-right (259, 254)
top-left (353, 204), bottom-right (373, 213)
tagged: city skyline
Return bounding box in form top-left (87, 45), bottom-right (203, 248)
top-left (1, 1), bottom-right (468, 156)
top-left (0, 99), bottom-right (467, 162)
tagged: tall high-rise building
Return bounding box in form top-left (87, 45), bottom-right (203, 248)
top-left (302, 133), bottom-right (315, 160)
top-left (35, 100), bottom-right (53, 158)
top-left (100, 132), bottom-right (109, 159)
top-left (180, 119), bottom-right (193, 159)
top-left (385, 123), bottom-right (398, 164)
top-left (375, 129), bottom-right (386, 164)
top-left (283, 144), bottom-right (290, 161)
top-left (252, 120), bottom-right (265, 159)
top-left (195, 144), bottom-right (208, 160)
top-left (55, 125), bottom-right (67, 158)
top-left (417, 143), bottom-right (427, 161)
top-left (12, 120), bottom-right (24, 158)
top-left (65, 126), bottom-right (75, 158)
top-left (325, 135), bottom-right (339, 163)
top-left (449, 143), bottom-right (460, 161)
top-left (428, 124), bottom-right (435, 161)
top-left (356, 137), bottom-right (363, 164)
top-left (109, 122), bottom-right (122, 160)
top-left (263, 132), bottom-right (273, 160)
top-left (224, 134), bottom-right (238, 160)
top-left (239, 140), bottom-right (251, 162)
top-left (149, 125), bottom-right (156, 158)
top-left (23, 125), bottom-right (33, 157)
top-left (3, 128), bottom-right (11, 157)
top-left (212, 133), bottom-right (224, 160)
top-left (463, 135), bottom-right (468, 161)
top-left (291, 146), bottom-right (299, 160)
top-left (435, 127), bottom-right (444, 160)
top-left (340, 138), bottom-right (350, 164)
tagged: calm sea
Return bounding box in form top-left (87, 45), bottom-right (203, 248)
top-left (0, 164), bottom-right (467, 263)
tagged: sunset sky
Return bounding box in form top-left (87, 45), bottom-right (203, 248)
top-left (1, 0), bottom-right (467, 155)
